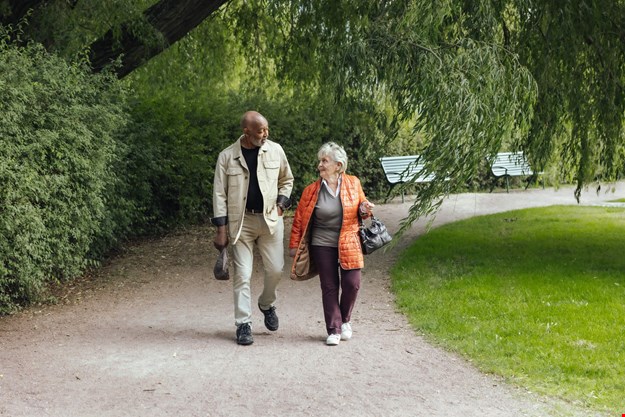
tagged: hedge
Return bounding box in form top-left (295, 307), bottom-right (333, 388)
top-left (0, 40), bottom-right (131, 312)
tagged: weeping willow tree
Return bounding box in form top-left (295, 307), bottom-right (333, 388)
top-left (218, 0), bottom-right (624, 235)
top-left (0, 0), bottom-right (229, 76)
top-left (511, 2), bottom-right (625, 198)
top-left (4, 0), bottom-right (624, 234)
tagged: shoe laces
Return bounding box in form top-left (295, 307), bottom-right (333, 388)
top-left (238, 323), bottom-right (251, 336)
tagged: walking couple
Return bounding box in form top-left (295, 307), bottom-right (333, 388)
top-left (211, 111), bottom-right (374, 346)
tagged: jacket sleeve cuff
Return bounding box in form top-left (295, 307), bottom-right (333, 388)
top-left (276, 195), bottom-right (292, 210)
top-left (211, 216), bottom-right (228, 227)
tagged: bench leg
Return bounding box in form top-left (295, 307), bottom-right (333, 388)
top-left (383, 188), bottom-right (393, 203)
top-left (384, 183), bottom-right (407, 203)
top-left (384, 183), bottom-right (405, 203)
top-left (524, 176), bottom-right (532, 190)
top-left (524, 174), bottom-right (545, 190)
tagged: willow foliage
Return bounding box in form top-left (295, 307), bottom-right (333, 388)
top-left (10, 0), bottom-right (624, 232)
top-left (511, 1), bottom-right (625, 198)
top-left (224, 0), bottom-right (536, 233)
top-left (17, 0), bottom-right (158, 59)
top-left (230, 0), bottom-right (624, 233)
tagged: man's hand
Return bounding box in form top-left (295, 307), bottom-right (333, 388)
top-left (213, 226), bottom-right (229, 250)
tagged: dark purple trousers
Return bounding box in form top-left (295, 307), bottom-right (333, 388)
top-left (310, 245), bottom-right (361, 335)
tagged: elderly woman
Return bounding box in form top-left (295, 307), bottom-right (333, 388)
top-left (289, 142), bottom-right (374, 345)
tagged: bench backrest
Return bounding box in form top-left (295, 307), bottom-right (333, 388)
top-left (490, 152), bottom-right (533, 177)
top-left (379, 155), bottom-right (435, 184)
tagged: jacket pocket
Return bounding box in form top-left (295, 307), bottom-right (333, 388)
top-left (262, 160), bottom-right (280, 194)
top-left (263, 159), bottom-right (280, 171)
top-left (226, 167), bottom-right (245, 187)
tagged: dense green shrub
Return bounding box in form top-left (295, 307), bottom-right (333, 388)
top-left (124, 10), bottom-right (399, 217)
top-left (123, 91), bottom-right (238, 230)
top-left (124, 85), bottom-right (395, 233)
top-left (225, 92), bottom-right (394, 204)
top-left (0, 40), bottom-right (130, 312)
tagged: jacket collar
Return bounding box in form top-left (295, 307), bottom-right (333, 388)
top-left (233, 136), bottom-right (269, 171)
top-left (234, 135), bottom-right (269, 157)
top-left (321, 174), bottom-right (342, 197)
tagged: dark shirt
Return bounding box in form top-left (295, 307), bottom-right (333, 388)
top-left (241, 146), bottom-right (264, 211)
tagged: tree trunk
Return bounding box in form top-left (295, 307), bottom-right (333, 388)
top-left (88, 0), bottom-right (230, 78)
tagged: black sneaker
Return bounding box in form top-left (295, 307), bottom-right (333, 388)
top-left (236, 323), bottom-right (253, 345)
top-left (259, 304), bottom-right (279, 331)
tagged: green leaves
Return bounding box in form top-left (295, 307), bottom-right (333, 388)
top-left (513, 1), bottom-right (625, 195)
top-left (397, 40), bottom-right (537, 232)
top-left (304, 2), bottom-right (538, 232)
top-left (2, 0), bottom-right (621, 313)
top-left (0, 41), bottom-right (131, 312)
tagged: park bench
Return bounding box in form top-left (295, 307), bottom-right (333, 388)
top-left (379, 155), bottom-right (434, 202)
top-left (490, 151), bottom-right (543, 192)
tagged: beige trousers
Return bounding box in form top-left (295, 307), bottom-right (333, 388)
top-left (231, 213), bottom-right (284, 326)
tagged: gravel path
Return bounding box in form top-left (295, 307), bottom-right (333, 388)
top-left (2, 183), bottom-right (622, 417)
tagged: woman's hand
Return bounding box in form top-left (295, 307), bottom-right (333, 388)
top-left (359, 201), bottom-right (375, 215)
top-left (289, 248), bottom-right (297, 257)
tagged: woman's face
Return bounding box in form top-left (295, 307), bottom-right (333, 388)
top-left (318, 154), bottom-right (341, 180)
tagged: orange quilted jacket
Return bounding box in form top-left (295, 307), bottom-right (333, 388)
top-left (289, 174), bottom-right (370, 270)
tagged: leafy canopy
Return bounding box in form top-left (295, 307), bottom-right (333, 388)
top-left (5, 0), bottom-right (625, 232)
top-left (243, 0), bottom-right (624, 233)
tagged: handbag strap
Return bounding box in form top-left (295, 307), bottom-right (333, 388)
top-left (358, 210), bottom-right (376, 227)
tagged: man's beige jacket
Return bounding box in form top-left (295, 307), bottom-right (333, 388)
top-left (212, 136), bottom-right (294, 244)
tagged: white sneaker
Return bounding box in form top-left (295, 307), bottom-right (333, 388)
top-left (341, 322), bottom-right (352, 340)
top-left (326, 334), bottom-right (341, 345)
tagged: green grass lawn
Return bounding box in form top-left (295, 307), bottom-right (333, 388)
top-left (391, 205), bottom-right (625, 412)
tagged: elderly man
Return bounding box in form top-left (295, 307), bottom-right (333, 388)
top-left (212, 111), bottom-right (294, 345)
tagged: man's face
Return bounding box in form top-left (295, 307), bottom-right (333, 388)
top-left (245, 118), bottom-right (269, 147)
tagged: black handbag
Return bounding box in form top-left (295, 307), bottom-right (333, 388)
top-left (359, 215), bottom-right (392, 255)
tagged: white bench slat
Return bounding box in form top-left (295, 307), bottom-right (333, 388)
top-left (490, 152), bottom-right (533, 177)
top-left (379, 155), bottom-right (434, 184)
top-left (490, 151), bottom-right (543, 192)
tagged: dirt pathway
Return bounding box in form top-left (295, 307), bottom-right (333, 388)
top-left (2, 183), bottom-right (622, 417)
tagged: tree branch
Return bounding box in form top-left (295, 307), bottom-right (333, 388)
top-left (88, 0), bottom-right (230, 78)
top-left (1, 0), bottom-right (47, 26)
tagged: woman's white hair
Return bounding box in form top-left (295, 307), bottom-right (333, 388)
top-left (318, 142), bottom-right (348, 173)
